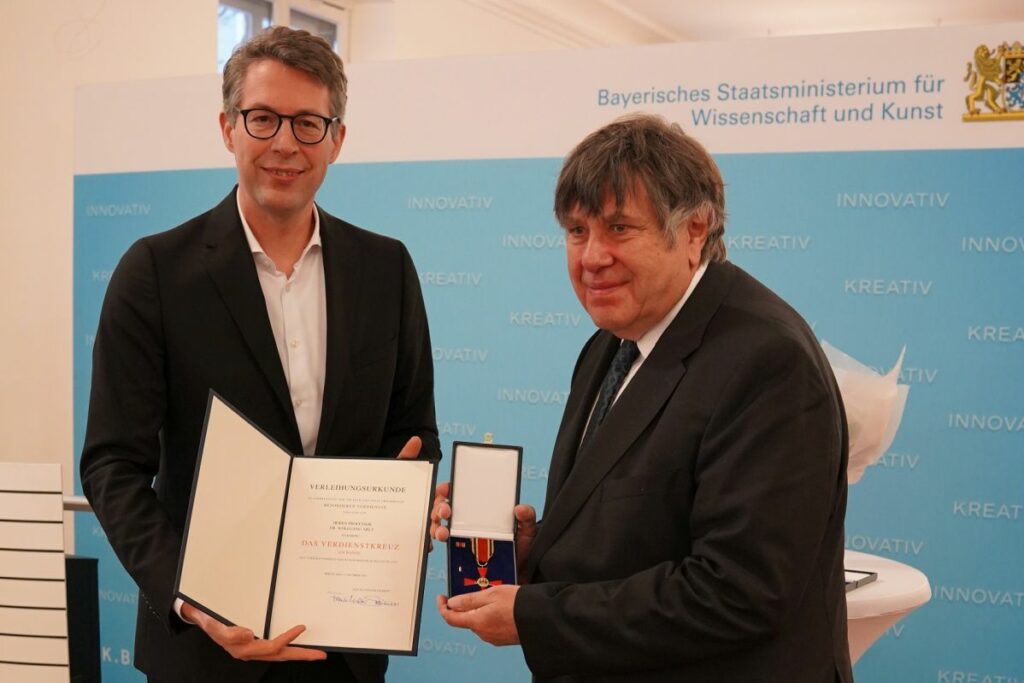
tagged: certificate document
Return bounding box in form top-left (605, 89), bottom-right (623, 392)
top-left (175, 393), bottom-right (437, 654)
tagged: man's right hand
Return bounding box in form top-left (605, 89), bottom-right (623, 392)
top-left (429, 481), bottom-right (538, 574)
top-left (180, 602), bottom-right (327, 662)
top-left (429, 482), bottom-right (453, 543)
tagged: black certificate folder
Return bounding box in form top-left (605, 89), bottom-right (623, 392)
top-left (447, 441), bottom-right (522, 598)
top-left (175, 392), bottom-right (438, 655)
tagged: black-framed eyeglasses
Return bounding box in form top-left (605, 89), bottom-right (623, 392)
top-left (238, 108), bottom-right (339, 145)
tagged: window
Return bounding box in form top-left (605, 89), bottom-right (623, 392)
top-left (218, 0), bottom-right (272, 72)
top-left (290, 7), bottom-right (338, 49)
top-left (217, 0), bottom-right (349, 72)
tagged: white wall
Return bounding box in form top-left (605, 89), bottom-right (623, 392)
top-left (0, 0), bottom-right (217, 545)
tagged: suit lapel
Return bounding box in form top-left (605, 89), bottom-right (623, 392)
top-left (314, 209), bottom-right (361, 451)
top-left (526, 261), bottom-right (738, 578)
top-left (200, 190), bottom-right (300, 447)
top-left (542, 334), bottom-right (617, 509)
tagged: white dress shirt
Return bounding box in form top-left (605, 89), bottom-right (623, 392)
top-left (173, 201), bottom-right (328, 622)
top-left (238, 198), bottom-right (328, 457)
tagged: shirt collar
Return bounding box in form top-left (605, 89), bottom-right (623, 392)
top-left (236, 193), bottom-right (322, 270)
top-left (634, 261), bottom-right (709, 360)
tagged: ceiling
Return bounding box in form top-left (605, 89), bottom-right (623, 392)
top-left (461, 0), bottom-right (1024, 48)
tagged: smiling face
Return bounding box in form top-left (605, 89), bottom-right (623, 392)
top-left (563, 182), bottom-right (707, 340)
top-left (220, 58), bottom-right (344, 227)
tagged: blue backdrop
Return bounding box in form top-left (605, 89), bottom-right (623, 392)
top-left (74, 145), bottom-right (1024, 680)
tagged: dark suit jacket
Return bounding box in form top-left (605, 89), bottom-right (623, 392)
top-left (81, 189), bottom-right (439, 683)
top-left (514, 261), bottom-right (853, 683)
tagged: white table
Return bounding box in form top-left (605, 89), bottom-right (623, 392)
top-left (844, 550), bottom-right (931, 663)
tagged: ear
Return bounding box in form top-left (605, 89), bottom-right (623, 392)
top-left (327, 123), bottom-right (346, 163)
top-left (219, 111), bottom-right (235, 153)
top-left (684, 218), bottom-right (708, 268)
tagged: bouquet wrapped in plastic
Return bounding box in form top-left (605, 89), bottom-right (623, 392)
top-left (821, 342), bottom-right (910, 484)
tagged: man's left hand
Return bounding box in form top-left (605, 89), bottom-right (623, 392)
top-left (437, 585), bottom-right (521, 645)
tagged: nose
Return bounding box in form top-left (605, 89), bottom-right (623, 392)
top-left (270, 121), bottom-right (300, 154)
top-left (579, 232), bottom-right (613, 271)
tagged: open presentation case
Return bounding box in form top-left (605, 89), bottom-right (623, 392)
top-left (446, 441), bottom-right (522, 597)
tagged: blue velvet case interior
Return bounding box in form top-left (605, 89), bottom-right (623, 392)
top-left (447, 536), bottom-right (516, 597)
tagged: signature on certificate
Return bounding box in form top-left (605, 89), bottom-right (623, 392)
top-left (331, 593), bottom-right (399, 608)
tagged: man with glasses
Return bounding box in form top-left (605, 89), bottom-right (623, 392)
top-left (81, 26), bottom-right (438, 683)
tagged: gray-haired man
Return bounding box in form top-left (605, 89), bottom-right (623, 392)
top-left (433, 114), bottom-right (852, 683)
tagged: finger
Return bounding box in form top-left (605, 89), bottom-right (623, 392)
top-left (397, 436), bottom-right (422, 459)
top-left (438, 599), bottom-right (476, 630)
top-left (430, 501), bottom-right (451, 524)
top-left (430, 497), bottom-right (452, 542)
top-left (446, 590), bottom-right (491, 612)
top-left (230, 625), bottom-right (302, 659)
top-left (180, 601), bottom-right (201, 625)
top-left (251, 624), bottom-right (306, 654)
top-left (514, 504), bottom-right (537, 531)
top-left (241, 642), bottom-right (328, 662)
top-left (237, 625), bottom-right (327, 661)
top-left (269, 624), bottom-right (307, 646)
top-left (269, 645), bottom-right (328, 662)
top-left (239, 643), bottom-right (328, 662)
top-left (434, 482), bottom-right (451, 500)
top-left (430, 504), bottom-right (452, 533)
top-left (186, 605), bottom-right (210, 628)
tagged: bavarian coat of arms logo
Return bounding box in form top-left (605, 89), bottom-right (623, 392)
top-left (963, 41), bottom-right (1024, 121)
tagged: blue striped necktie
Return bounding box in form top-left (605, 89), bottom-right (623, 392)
top-left (579, 339), bottom-right (639, 452)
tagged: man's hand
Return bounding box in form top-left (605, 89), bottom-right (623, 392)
top-left (396, 436), bottom-right (422, 459)
top-left (180, 602), bottom-right (326, 662)
top-left (429, 481), bottom-right (452, 542)
top-left (512, 504), bottom-right (539, 575)
top-left (437, 585), bottom-right (521, 645)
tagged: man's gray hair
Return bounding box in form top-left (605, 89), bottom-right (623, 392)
top-left (222, 26), bottom-right (348, 126)
top-left (554, 113), bottom-right (727, 262)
